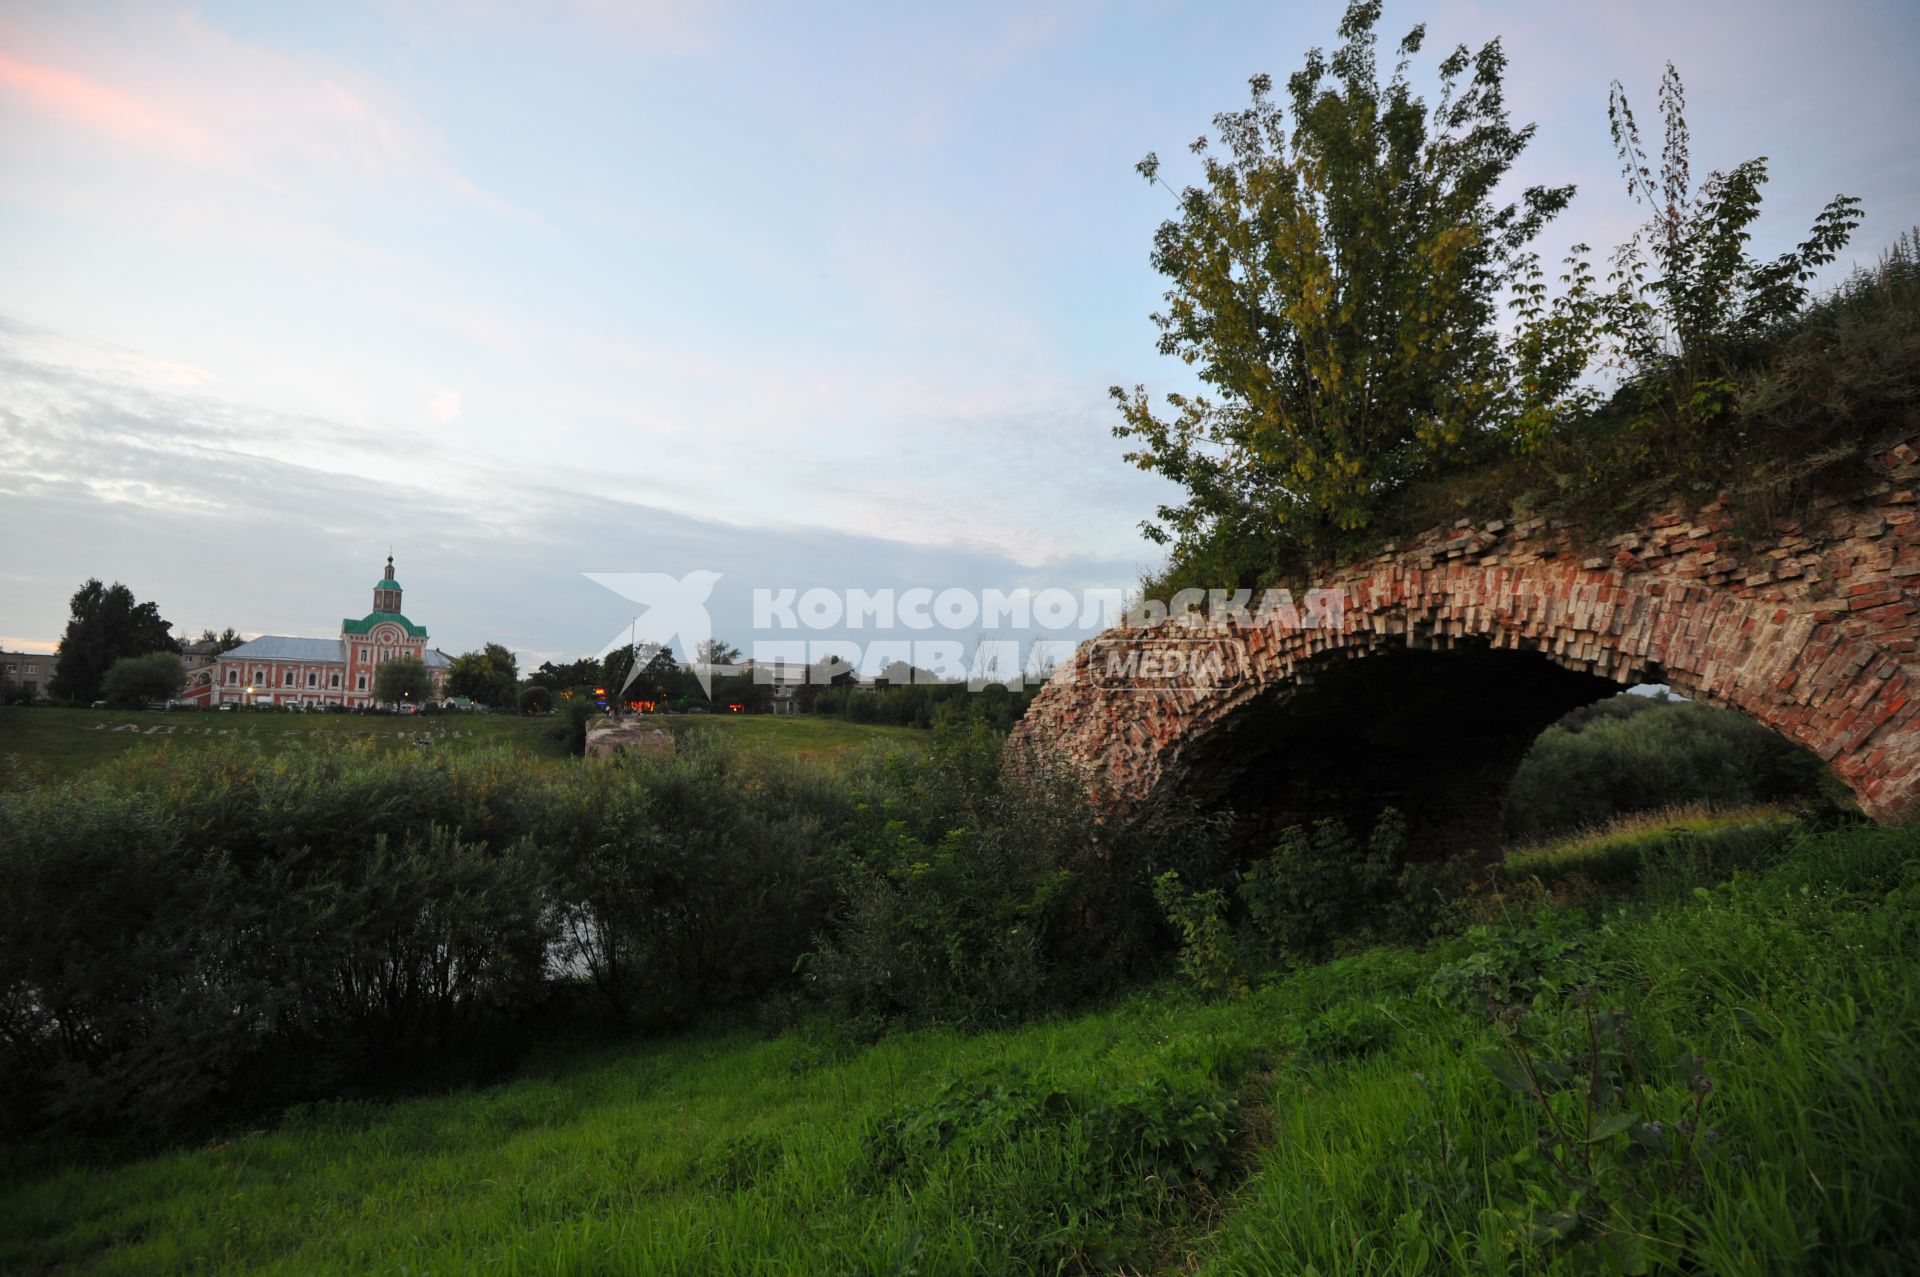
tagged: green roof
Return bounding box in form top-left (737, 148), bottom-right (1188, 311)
top-left (375, 578), bottom-right (403, 591)
top-left (342, 611), bottom-right (428, 638)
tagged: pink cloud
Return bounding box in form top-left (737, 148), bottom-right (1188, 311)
top-left (0, 49), bottom-right (212, 157)
top-left (0, 11), bottom-right (540, 224)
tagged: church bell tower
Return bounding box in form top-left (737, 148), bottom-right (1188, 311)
top-left (373, 555), bottom-right (403, 614)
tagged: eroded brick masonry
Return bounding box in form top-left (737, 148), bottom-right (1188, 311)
top-left (1010, 434), bottom-right (1920, 824)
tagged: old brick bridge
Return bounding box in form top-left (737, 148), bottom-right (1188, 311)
top-left (1009, 434), bottom-right (1920, 847)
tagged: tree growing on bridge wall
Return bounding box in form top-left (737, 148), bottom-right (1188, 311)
top-left (1114, 0), bottom-right (1571, 559)
top-left (1506, 63), bottom-right (1865, 472)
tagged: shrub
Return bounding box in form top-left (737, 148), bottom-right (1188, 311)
top-left (1505, 694), bottom-right (1836, 842)
top-left (1428, 910), bottom-right (1592, 1014)
top-left (800, 724), bottom-right (1217, 1028)
top-left (864, 1066), bottom-right (1242, 1213)
top-left (811, 682), bottom-right (1033, 731)
top-left (0, 739), bottom-right (849, 1135)
top-left (1237, 808), bottom-right (1404, 960)
top-left (1290, 1001), bottom-right (1397, 1063)
top-left (1153, 871), bottom-right (1244, 999)
top-left (4, 722), bottom-right (1224, 1135)
top-left (1481, 992), bottom-right (1732, 1269)
top-left (550, 693), bottom-right (599, 754)
top-left (99, 650), bottom-right (184, 707)
top-left (543, 733), bottom-right (847, 1029)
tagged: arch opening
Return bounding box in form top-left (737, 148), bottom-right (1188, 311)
top-left (1163, 638), bottom-right (1852, 861)
top-left (1173, 642), bottom-right (1624, 860)
top-left (1503, 688), bottom-right (1850, 846)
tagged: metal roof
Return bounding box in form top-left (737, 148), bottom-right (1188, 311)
top-left (342, 611), bottom-right (429, 637)
top-left (222, 636), bottom-right (344, 663)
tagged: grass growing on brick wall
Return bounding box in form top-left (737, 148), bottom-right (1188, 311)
top-left (4, 820), bottom-right (1914, 1274)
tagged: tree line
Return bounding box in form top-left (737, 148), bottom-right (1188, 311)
top-left (18, 577), bottom-right (529, 711)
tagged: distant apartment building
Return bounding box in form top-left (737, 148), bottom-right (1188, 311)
top-left (180, 638), bottom-right (219, 676)
top-left (691, 658), bottom-right (876, 714)
top-left (182, 555), bottom-right (452, 708)
top-left (0, 651), bottom-right (50, 701)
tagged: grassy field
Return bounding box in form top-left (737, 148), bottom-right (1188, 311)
top-left (1502, 803), bottom-right (1803, 893)
top-left (650, 712), bottom-right (925, 764)
top-left (3, 821), bottom-right (1914, 1274)
top-left (0, 706), bottom-right (919, 790)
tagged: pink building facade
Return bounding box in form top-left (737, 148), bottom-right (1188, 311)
top-left (184, 556), bottom-right (452, 708)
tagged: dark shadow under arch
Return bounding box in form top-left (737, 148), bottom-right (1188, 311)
top-left (1170, 643), bottom-right (1625, 858)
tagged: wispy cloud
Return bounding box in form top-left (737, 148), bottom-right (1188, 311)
top-left (0, 315), bottom-right (1145, 656)
top-left (0, 7), bottom-right (541, 222)
top-left (0, 48), bottom-right (213, 154)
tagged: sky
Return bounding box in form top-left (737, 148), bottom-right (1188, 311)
top-left (3, 0), bottom-right (1916, 667)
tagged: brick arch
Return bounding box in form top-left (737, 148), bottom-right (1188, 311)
top-left (1010, 438), bottom-right (1920, 827)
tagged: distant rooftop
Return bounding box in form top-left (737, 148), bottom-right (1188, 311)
top-left (342, 612), bottom-right (429, 638)
top-left (221, 637), bottom-right (452, 669)
top-left (223, 636), bottom-right (343, 663)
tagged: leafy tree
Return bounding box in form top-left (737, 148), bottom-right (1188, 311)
top-left (1601, 65), bottom-right (1862, 432)
top-left (793, 656), bottom-right (858, 712)
top-left (100, 651), bottom-right (186, 709)
top-left (1501, 65), bottom-right (1865, 485)
top-left (517, 685), bottom-right (553, 715)
top-left (530, 658), bottom-right (601, 693)
top-left (446, 653), bottom-right (491, 702)
top-left (50, 580), bottom-right (179, 703)
top-left (695, 638), bottom-right (742, 665)
top-left (374, 656), bottom-right (433, 707)
top-left (603, 642), bottom-right (680, 704)
top-left (711, 672), bottom-right (771, 713)
top-left (196, 627), bottom-right (245, 656)
top-left (446, 642), bottom-right (519, 709)
top-left (1114, 0), bottom-right (1571, 557)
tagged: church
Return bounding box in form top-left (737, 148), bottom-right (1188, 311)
top-left (185, 556), bottom-right (452, 708)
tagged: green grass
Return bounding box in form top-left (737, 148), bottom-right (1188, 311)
top-left (0, 707), bottom-right (919, 790)
top-left (650, 713), bottom-right (924, 764)
top-left (4, 822), bottom-right (1914, 1274)
top-left (1503, 803), bottom-right (1802, 893)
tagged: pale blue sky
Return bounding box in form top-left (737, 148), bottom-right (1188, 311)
top-left (3, 0), bottom-right (1915, 664)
